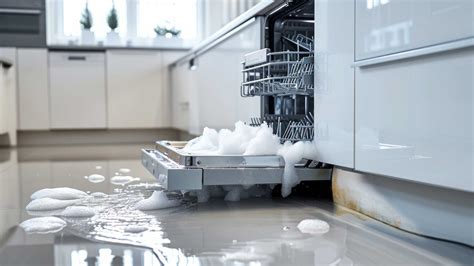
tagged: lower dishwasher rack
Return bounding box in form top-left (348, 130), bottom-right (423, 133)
top-left (142, 141), bottom-right (331, 191)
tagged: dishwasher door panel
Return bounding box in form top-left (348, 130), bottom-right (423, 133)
top-left (49, 52), bottom-right (107, 129)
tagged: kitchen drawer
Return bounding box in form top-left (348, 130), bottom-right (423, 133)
top-left (355, 47), bottom-right (473, 192)
top-left (355, 0), bottom-right (474, 60)
top-left (49, 52), bottom-right (106, 129)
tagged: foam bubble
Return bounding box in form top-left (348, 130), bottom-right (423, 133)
top-left (119, 168), bottom-right (131, 174)
top-left (31, 187), bottom-right (87, 200)
top-left (86, 174), bottom-right (105, 183)
top-left (26, 198), bottom-right (79, 211)
top-left (61, 206), bottom-right (96, 218)
top-left (124, 225), bottom-right (148, 233)
top-left (111, 175), bottom-right (139, 185)
top-left (135, 191), bottom-right (180, 211)
top-left (91, 192), bottom-right (107, 198)
top-left (297, 219), bottom-right (330, 234)
top-left (19, 217), bottom-right (67, 234)
top-left (224, 188), bottom-right (242, 202)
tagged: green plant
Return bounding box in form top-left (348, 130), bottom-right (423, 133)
top-left (154, 25), bottom-right (181, 37)
top-left (80, 3), bottom-right (93, 30)
top-left (107, 5), bottom-right (118, 31)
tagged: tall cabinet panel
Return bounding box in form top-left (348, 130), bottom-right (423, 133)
top-left (314, 0), bottom-right (355, 168)
top-left (49, 52), bottom-right (106, 129)
top-left (17, 48), bottom-right (50, 130)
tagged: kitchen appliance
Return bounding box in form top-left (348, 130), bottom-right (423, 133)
top-left (141, 0), bottom-right (328, 191)
top-left (0, 0), bottom-right (46, 47)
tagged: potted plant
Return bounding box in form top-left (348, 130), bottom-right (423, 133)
top-left (80, 2), bottom-right (95, 45)
top-left (106, 1), bottom-right (120, 45)
top-left (153, 24), bottom-right (183, 47)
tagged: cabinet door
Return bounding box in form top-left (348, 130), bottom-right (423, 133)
top-left (355, 0), bottom-right (473, 60)
top-left (106, 50), bottom-right (166, 128)
top-left (17, 48), bottom-right (49, 130)
top-left (162, 51), bottom-right (187, 128)
top-left (355, 48), bottom-right (473, 192)
top-left (49, 52), bottom-right (106, 129)
top-left (314, 0), bottom-right (355, 168)
top-left (171, 61), bottom-right (193, 132)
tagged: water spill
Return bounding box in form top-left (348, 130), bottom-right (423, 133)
top-left (110, 175), bottom-right (140, 185)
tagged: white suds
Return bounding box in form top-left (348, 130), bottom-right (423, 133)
top-left (124, 225), bottom-right (148, 233)
top-left (61, 206), bottom-right (96, 217)
top-left (118, 168), bottom-right (131, 174)
top-left (19, 217), bottom-right (67, 234)
top-left (135, 191), bottom-right (180, 211)
top-left (110, 175), bottom-right (139, 185)
top-left (26, 198), bottom-right (79, 211)
top-left (91, 192), bottom-right (107, 198)
top-left (297, 219), bottom-right (330, 234)
top-left (31, 187), bottom-right (87, 200)
top-left (85, 174), bottom-right (105, 183)
top-left (182, 122), bottom-right (318, 198)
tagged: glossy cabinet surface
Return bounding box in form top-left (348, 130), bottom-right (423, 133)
top-left (17, 48), bottom-right (49, 130)
top-left (355, 0), bottom-right (474, 60)
top-left (171, 61), bottom-right (193, 132)
top-left (355, 47), bottom-right (473, 192)
top-left (106, 50), bottom-right (165, 129)
top-left (49, 52), bottom-right (107, 129)
top-left (314, 0), bottom-right (355, 168)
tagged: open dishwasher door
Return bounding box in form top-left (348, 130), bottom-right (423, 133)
top-left (142, 141), bottom-right (330, 191)
top-left (142, 0), bottom-right (329, 191)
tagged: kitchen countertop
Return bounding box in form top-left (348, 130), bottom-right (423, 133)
top-left (47, 45), bottom-right (191, 52)
top-left (0, 144), bottom-right (472, 265)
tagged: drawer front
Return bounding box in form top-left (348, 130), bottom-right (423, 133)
top-left (355, 0), bottom-right (474, 60)
top-left (355, 47), bottom-right (473, 192)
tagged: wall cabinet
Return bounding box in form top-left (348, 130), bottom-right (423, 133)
top-left (17, 48), bottom-right (49, 130)
top-left (49, 52), bottom-right (107, 129)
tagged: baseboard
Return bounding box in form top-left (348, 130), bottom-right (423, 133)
top-left (17, 128), bottom-right (182, 146)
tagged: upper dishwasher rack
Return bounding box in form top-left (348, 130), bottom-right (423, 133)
top-left (241, 49), bottom-right (314, 97)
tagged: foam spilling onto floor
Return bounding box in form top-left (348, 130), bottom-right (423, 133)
top-left (19, 217), bottom-right (67, 234)
top-left (31, 187), bottom-right (87, 200)
top-left (182, 121), bottom-right (318, 197)
top-left (111, 175), bottom-right (140, 185)
top-left (26, 197), bottom-right (80, 211)
top-left (85, 174), bottom-right (105, 183)
top-left (135, 190), bottom-right (181, 211)
top-left (297, 219), bottom-right (330, 234)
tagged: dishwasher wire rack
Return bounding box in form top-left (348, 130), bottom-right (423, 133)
top-left (283, 33), bottom-right (314, 52)
top-left (241, 50), bottom-right (314, 97)
top-left (249, 112), bottom-right (314, 142)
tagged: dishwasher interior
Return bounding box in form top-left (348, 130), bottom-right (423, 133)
top-left (141, 0), bottom-right (330, 191)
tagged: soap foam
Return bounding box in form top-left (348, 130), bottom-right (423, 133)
top-left (26, 198), bottom-right (79, 211)
top-left (124, 224), bottom-right (148, 233)
top-left (91, 192), bottom-right (108, 198)
top-left (61, 206), bottom-right (96, 218)
top-left (135, 191), bottom-right (180, 211)
top-left (19, 217), bottom-right (67, 234)
top-left (119, 168), bottom-right (131, 174)
top-left (297, 219), bottom-right (330, 234)
top-left (31, 187), bottom-right (87, 200)
top-left (86, 174), bottom-right (105, 183)
top-left (111, 175), bottom-right (139, 185)
top-left (182, 122), bottom-right (319, 198)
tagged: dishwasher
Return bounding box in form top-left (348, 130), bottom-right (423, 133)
top-left (141, 0), bottom-right (330, 191)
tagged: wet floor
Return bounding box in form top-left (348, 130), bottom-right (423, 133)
top-left (0, 144), bottom-right (472, 265)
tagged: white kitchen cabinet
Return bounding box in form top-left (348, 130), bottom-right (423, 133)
top-left (107, 50), bottom-right (167, 128)
top-left (0, 48), bottom-right (17, 145)
top-left (17, 48), bottom-right (49, 130)
top-left (162, 51), bottom-right (187, 128)
top-left (355, 47), bottom-right (473, 192)
top-left (355, 0), bottom-right (473, 60)
top-left (49, 52), bottom-right (106, 129)
top-left (171, 60), bottom-right (193, 132)
top-left (314, 0), bottom-right (355, 168)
